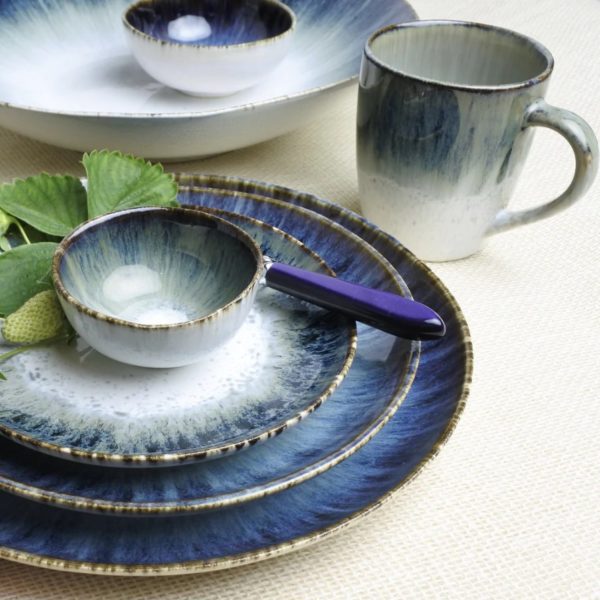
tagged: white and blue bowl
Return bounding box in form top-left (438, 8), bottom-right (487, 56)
top-left (123, 0), bottom-right (296, 96)
top-left (52, 207), bottom-right (264, 368)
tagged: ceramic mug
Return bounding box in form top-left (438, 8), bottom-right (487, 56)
top-left (357, 20), bottom-right (598, 261)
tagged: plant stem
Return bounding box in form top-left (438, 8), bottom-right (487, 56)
top-left (13, 220), bottom-right (31, 245)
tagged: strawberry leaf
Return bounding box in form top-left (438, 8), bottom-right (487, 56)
top-left (0, 242), bottom-right (58, 316)
top-left (83, 150), bottom-right (178, 218)
top-left (0, 175), bottom-right (87, 237)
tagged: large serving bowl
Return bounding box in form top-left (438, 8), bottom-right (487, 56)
top-left (0, 0), bottom-right (416, 159)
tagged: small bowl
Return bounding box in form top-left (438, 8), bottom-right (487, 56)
top-left (52, 207), bottom-right (264, 368)
top-left (123, 0), bottom-right (296, 97)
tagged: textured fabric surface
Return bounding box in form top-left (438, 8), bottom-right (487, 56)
top-left (0, 0), bottom-right (599, 597)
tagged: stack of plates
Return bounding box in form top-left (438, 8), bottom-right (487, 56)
top-left (0, 176), bottom-right (472, 575)
top-left (0, 0), bottom-right (471, 576)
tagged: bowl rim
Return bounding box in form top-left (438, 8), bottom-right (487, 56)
top-left (364, 19), bottom-right (554, 93)
top-left (52, 206), bottom-right (265, 331)
top-left (122, 0), bottom-right (296, 51)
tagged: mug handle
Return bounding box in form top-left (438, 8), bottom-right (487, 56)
top-left (488, 99), bottom-right (598, 235)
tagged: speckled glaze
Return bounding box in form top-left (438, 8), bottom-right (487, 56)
top-left (0, 206), bottom-right (416, 515)
top-left (123, 0), bottom-right (296, 96)
top-left (0, 210), bottom-right (356, 467)
top-left (54, 207), bottom-right (263, 368)
top-left (0, 0), bottom-right (415, 159)
top-left (0, 178), bottom-right (471, 574)
top-left (357, 20), bottom-right (598, 261)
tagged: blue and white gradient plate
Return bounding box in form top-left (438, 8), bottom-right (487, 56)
top-left (0, 0), bottom-right (416, 159)
top-left (0, 205), bottom-right (417, 513)
top-left (0, 212), bottom-right (357, 467)
top-left (0, 179), bottom-right (471, 574)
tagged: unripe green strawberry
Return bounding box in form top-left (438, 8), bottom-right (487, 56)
top-left (2, 290), bottom-right (66, 344)
top-left (0, 208), bottom-right (12, 236)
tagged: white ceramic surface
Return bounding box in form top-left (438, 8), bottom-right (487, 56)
top-left (0, 0), bottom-right (416, 160)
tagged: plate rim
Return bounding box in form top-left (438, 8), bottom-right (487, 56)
top-left (0, 200), bottom-right (419, 512)
top-left (0, 177), bottom-right (471, 575)
top-left (0, 209), bottom-right (358, 467)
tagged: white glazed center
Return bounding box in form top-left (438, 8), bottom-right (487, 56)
top-left (167, 15), bottom-right (212, 42)
top-left (101, 264), bottom-right (191, 325)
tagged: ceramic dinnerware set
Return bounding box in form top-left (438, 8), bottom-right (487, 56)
top-left (0, 0), bottom-right (596, 576)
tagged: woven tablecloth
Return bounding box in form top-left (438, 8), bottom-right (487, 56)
top-left (0, 0), bottom-right (598, 597)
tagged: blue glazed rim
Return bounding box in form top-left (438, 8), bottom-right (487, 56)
top-left (123, 0), bottom-right (297, 50)
top-left (1, 207), bottom-right (358, 467)
top-left (53, 206), bottom-right (265, 332)
top-left (0, 203), bottom-right (414, 514)
top-left (0, 177), bottom-right (471, 574)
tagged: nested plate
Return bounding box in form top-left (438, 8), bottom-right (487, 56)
top-left (0, 205), bottom-right (417, 513)
top-left (0, 0), bottom-right (416, 159)
top-left (0, 179), bottom-right (471, 575)
top-left (0, 212), bottom-right (356, 467)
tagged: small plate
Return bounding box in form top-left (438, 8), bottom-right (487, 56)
top-left (0, 204), bottom-right (416, 513)
top-left (0, 0), bottom-right (416, 159)
top-left (0, 179), bottom-right (471, 575)
top-left (0, 212), bottom-right (356, 467)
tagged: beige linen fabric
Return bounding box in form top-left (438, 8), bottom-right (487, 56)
top-left (0, 0), bottom-right (599, 597)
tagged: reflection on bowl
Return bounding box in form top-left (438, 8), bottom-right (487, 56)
top-left (123, 0), bottom-right (296, 96)
top-left (52, 207), bottom-right (263, 368)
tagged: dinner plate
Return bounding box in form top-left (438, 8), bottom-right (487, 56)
top-left (0, 204), bottom-right (417, 513)
top-left (0, 211), bottom-right (357, 467)
top-left (0, 0), bottom-right (416, 159)
top-left (0, 180), bottom-right (471, 574)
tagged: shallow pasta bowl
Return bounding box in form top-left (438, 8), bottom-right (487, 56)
top-left (0, 0), bottom-right (416, 160)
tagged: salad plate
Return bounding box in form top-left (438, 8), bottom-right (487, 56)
top-left (0, 0), bottom-right (416, 159)
top-left (0, 180), bottom-right (471, 574)
top-left (0, 204), bottom-right (417, 513)
top-left (0, 211), bottom-right (357, 467)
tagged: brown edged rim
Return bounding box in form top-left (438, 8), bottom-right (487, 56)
top-left (3, 206), bottom-right (357, 468)
top-left (364, 19), bottom-right (554, 93)
top-left (0, 201), bottom-right (420, 515)
top-left (0, 176), bottom-right (471, 575)
top-left (53, 206), bottom-right (264, 332)
top-left (123, 0), bottom-right (296, 51)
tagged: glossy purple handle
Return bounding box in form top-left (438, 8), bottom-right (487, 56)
top-left (265, 263), bottom-right (445, 340)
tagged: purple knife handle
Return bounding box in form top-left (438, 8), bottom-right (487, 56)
top-left (265, 263), bottom-right (445, 340)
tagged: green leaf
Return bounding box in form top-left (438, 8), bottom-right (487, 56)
top-left (0, 236), bottom-right (11, 252)
top-left (0, 372), bottom-right (6, 381)
top-left (83, 150), bottom-right (178, 218)
top-left (0, 174), bottom-right (87, 237)
top-left (0, 242), bottom-right (57, 316)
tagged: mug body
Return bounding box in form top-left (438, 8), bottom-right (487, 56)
top-left (357, 21), bottom-right (554, 261)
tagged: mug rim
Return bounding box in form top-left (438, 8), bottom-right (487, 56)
top-left (364, 19), bottom-right (554, 93)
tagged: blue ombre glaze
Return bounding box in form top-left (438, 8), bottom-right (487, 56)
top-left (0, 210), bottom-right (356, 465)
top-left (0, 181), bottom-right (470, 572)
top-left (356, 21), bottom-right (597, 261)
top-left (0, 206), bottom-right (412, 511)
top-left (0, 0), bottom-right (416, 158)
top-left (58, 208), bottom-right (257, 324)
top-left (126, 0), bottom-right (293, 46)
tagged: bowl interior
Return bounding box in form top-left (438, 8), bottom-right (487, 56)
top-left (57, 209), bottom-right (259, 326)
top-left (125, 0), bottom-right (294, 46)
